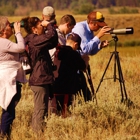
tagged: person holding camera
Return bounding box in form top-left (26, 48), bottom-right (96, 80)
top-left (72, 11), bottom-right (111, 101)
top-left (21, 16), bottom-right (58, 133)
top-left (0, 16), bottom-right (26, 139)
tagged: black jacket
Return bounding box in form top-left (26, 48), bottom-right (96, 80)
top-left (24, 24), bottom-right (58, 86)
top-left (54, 45), bottom-right (86, 94)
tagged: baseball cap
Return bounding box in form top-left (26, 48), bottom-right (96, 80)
top-left (87, 11), bottom-right (107, 27)
top-left (42, 6), bottom-right (55, 16)
top-left (67, 33), bottom-right (81, 50)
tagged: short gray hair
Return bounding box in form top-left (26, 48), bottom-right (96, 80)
top-left (0, 16), bottom-right (8, 34)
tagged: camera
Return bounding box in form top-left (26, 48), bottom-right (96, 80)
top-left (107, 27), bottom-right (134, 35)
top-left (10, 20), bottom-right (24, 28)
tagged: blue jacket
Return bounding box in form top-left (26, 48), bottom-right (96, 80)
top-left (72, 21), bottom-right (101, 55)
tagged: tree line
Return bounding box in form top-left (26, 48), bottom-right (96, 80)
top-left (0, 0), bottom-right (140, 16)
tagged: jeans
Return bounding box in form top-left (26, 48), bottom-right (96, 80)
top-left (0, 81), bottom-right (22, 137)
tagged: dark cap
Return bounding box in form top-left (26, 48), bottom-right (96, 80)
top-left (87, 11), bottom-right (107, 27)
top-left (67, 33), bottom-right (81, 50)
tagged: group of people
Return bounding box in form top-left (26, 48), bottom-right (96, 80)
top-left (0, 5), bottom-right (111, 139)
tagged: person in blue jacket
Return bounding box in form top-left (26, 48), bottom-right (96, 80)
top-left (72, 11), bottom-right (111, 101)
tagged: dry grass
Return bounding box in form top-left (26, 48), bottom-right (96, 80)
top-left (0, 47), bottom-right (139, 140)
top-left (1, 11), bottom-right (140, 140)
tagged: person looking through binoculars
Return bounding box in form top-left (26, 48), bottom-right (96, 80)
top-left (21, 16), bottom-right (58, 133)
top-left (0, 16), bottom-right (26, 139)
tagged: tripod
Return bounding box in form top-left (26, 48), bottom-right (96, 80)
top-left (96, 34), bottom-right (128, 103)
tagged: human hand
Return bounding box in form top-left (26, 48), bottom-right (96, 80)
top-left (41, 20), bottom-right (50, 27)
top-left (14, 21), bottom-right (21, 34)
top-left (100, 40), bottom-right (109, 49)
top-left (96, 26), bottom-right (112, 39)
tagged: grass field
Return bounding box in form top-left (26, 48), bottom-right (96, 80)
top-left (6, 46), bottom-right (139, 140)
top-left (1, 10), bottom-right (140, 140)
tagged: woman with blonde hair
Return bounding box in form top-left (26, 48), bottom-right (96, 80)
top-left (0, 16), bottom-right (25, 139)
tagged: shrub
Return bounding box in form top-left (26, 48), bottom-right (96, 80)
top-left (108, 7), bottom-right (139, 14)
top-left (70, 3), bottom-right (95, 15)
top-left (124, 40), bottom-right (140, 47)
top-left (0, 5), bottom-right (15, 16)
top-left (77, 4), bottom-right (95, 14)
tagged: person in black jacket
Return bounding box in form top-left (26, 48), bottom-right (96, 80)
top-left (53, 33), bottom-right (86, 117)
top-left (21, 16), bottom-right (58, 133)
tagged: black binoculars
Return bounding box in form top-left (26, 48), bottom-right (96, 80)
top-left (10, 21), bottom-right (24, 28)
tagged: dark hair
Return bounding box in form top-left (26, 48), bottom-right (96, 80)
top-left (67, 33), bottom-right (81, 48)
top-left (21, 17), bottom-right (40, 34)
top-left (59, 14), bottom-right (76, 26)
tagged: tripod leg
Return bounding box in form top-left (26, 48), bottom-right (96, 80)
top-left (96, 52), bottom-right (114, 93)
top-left (116, 53), bottom-right (128, 102)
top-left (114, 52), bottom-right (117, 82)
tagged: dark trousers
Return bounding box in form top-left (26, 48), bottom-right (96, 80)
top-left (78, 71), bottom-right (92, 101)
top-left (0, 82), bottom-right (22, 136)
top-left (55, 94), bottom-right (73, 117)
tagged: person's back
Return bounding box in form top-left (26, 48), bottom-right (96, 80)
top-left (54, 45), bottom-right (85, 94)
top-left (53, 33), bottom-right (86, 116)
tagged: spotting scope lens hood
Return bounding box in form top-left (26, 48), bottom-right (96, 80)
top-left (109, 27), bottom-right (134, 35)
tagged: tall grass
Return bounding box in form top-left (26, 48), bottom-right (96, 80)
top-left (1, 13), bottom-right (140, 140)
top-left (0, 47), bottom-right (139, 140)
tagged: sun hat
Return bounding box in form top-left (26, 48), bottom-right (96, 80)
top-left (87, 11), bottom-right (107, 27)
top-left (42, 6), bottom-right (55, 16)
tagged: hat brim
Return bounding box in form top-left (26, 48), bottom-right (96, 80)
top-left (97, 21), bottom-right (107, 27)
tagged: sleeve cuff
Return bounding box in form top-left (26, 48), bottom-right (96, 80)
top-left (98, 43), bottom-right (101, 49)
top-left (15, 32), bottom-right (21, 36)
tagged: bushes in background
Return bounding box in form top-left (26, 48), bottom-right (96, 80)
top-left (109, 7), bottom-right (139, 14)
